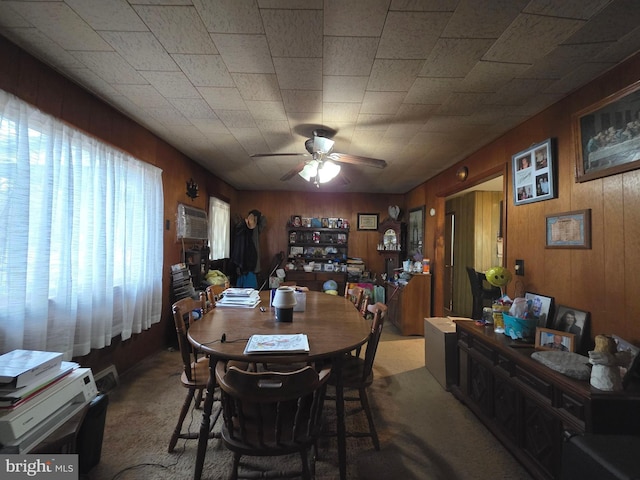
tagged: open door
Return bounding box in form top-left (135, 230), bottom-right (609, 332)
top-left (443, 212), bottom-right (454, 316)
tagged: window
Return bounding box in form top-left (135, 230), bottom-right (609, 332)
top-left (209, 197), bottom-right (230, 260)
top-left (0, 89), bottom-right (163, 359)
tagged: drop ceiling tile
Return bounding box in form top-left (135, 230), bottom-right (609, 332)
top-left (245, 100), bottom-right (287, 121)
top-left (405, 77), bottom-right (463, 104)
top-left (146, 105), bottom-right (191, 126)
top-left (543, 61), bottom-right (616, 95)
top-left (5, 1), bottom-right (111, 50)
top-left (169, 98), bottom-right (219, 120)
top-left (194, 0), bottom-right (264, 34)
top-left (443, 0), bottom-right (527, 38)
top-left (323, 37), bottom-right (378, 76)
top-left (281, 90), bottom-right (322, 113)
top-left (360, 91), bottom-right (405, 115)
top-left (395, 104), bottom-right (438, 123)
top-left (437, 92), bottom-right (487, 115)
top-left (232, 73), bottom-right (281, 101)
top-left (172, 54), bottom-right (234, 87)
top-left (140, 71), bottom-right (200, 98)
top-left (212, 34), bottom-right (274, 74)
top-left (483, 14), bottom-right (585, 64)
top-left (523, 0), bottom-right (611, 20)
top-left (594, 26), bottom-right (640, 63)
top-left (420, 38), bottom-right (494, 77)
top-left (113, 84), bottom-right (172, 108)
top-left (198, 87), bottom-right (246, 110)
top-left (65, 0), bottom-right (147, 31)
top-left (66, 67), bottom-right (122, 97)
top-left (323, 76), bottom-right (368, 103)
top-left (286, 112), bottom-right (324, 130)
top-left (324, 0), bottom-right (389, 37)
top-left (100, 32), bottom-right (178, 71)
top-left (390, 0), bottom-right (459, 12)
top-left (261, 9), bottom-right (322, 57)
top-left (230, 127), bottom-right (271, 154)
top-left (191, 118), bottom-right (230, 136)
top-left (564, 0), bottom-right (640, 44)
top-left (322, 102), bottom-right (360, 123)
top-left (355, 114), bottom-right (393, 130)
top-left (2, 28), bottom-right (85, 70)
top-left (273, 58), bottom-right (322, 90)
top-left (459, 61), bottom-right (530, 92)
top-left (485, 78), bottom-right (556, 106)
top-left (0, 4), bottom-right (30, 27)
top-left (133, 5), bottom-right (216, 54)
top-left (368, 59), bottom-right (423, 91)
top-left (216, 110), bottom-right (257, 129)
top-left (377, 11), bottom-right (450, 59)
top-left (71, 51), bottom-right (146, 84)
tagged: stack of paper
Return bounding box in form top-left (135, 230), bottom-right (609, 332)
top-left (0, 350), bottom-right (64, 388)
top-left (0, 361), bottom-right (78, 409)
top-left (217, 288), bottom-right (261, 308)
top-left (244, 334), bottom-right (309, 354)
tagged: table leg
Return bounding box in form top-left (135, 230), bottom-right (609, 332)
top-left (334, 355), bottom-right (347, 480)
top-left (193, 356), bottom-right (217, 480)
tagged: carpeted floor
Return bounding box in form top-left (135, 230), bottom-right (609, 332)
top-left (86, 323), bottom-right (534, 480)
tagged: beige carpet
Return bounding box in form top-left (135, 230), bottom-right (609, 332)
top-left (86, 324), bottom-right (533, 480)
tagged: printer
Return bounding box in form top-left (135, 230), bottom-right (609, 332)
top-left (0, 368), bottom-right (98, 452)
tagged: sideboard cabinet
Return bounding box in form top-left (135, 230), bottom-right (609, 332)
top-left (450, 320), bottom-right (640, 480)
top-left (385, 274), bottom-right (431, 335)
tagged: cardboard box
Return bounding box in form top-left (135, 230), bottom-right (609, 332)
top-left (424, 317), bottom-right (458, 391)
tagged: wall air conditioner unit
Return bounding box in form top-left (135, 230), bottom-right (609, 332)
top-left (176, 204), bottom-right (208, 240)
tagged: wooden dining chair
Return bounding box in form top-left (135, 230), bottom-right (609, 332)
top-left (327, 301), bottom-right (387, 450)
top-left (215, 362), bottom-right (332, 480)
top-left (168, 296), bottom-right (218, 452)
top-left (345, 286), bottom-right (364, 310)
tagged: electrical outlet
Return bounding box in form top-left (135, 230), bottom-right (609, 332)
top-left (515, 259), bottom-right (524, 276)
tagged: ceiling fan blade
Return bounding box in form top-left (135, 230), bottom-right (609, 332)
top-left (251, 152), bottom-right (307, 158)
top-left (330, 153), bottom-right (387, 169)
top-left (280, 162), bottom-right (306, 181)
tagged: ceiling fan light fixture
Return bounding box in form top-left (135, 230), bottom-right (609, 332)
top-left (313, 136), bottom-right (334, 154)
top-left (298, 160), bottom-right (319, 182)
top-left (318, 160), bottom-right (341, 183)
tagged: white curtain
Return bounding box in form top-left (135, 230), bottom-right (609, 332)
top-left (208, 197), bottom-right (230, 260)
top-left (0, 89), bottom-right (164, 359)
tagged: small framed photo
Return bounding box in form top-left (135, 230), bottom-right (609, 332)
top-left (524, 292), bottom-right (555, 328)
top-left (512, 138), bottom-right (556, 206)
top-left (551, 305), bottom-right (590, 354)
top-left (357, 213), bottom-right (379, 231)
top-left (535, 327), bottom-right (575, 352)
top-left (313, 262), bottom-right (322, 271)
top-left (291, 215), bottom-right (302, 227)
top-left (321, 217), bottom-right (329, 228)
top-left (546, 209), bottom-right (591, 249)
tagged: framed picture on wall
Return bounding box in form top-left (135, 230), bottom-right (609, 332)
top-left (512, 138), bottom-right (556, 206)
top-left (574, 80), bottom-right (640, 182)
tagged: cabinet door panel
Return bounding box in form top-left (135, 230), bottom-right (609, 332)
top-left (522, 395), bottom-right (561, 478)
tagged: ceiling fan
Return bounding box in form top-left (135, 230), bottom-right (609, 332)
top-left (251, 129), bottom-right (387, 187)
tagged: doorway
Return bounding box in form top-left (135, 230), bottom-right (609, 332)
top-left (444, 176), bottom-right (504, 317)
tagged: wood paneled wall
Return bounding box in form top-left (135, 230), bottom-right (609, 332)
top-left (233, 191), bottom-right (403, 281)
top-left (414, 52), bottom-right (640, 346)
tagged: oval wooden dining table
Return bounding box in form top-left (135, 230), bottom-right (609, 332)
top-left (187, 290), bottom-right (371, 480)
